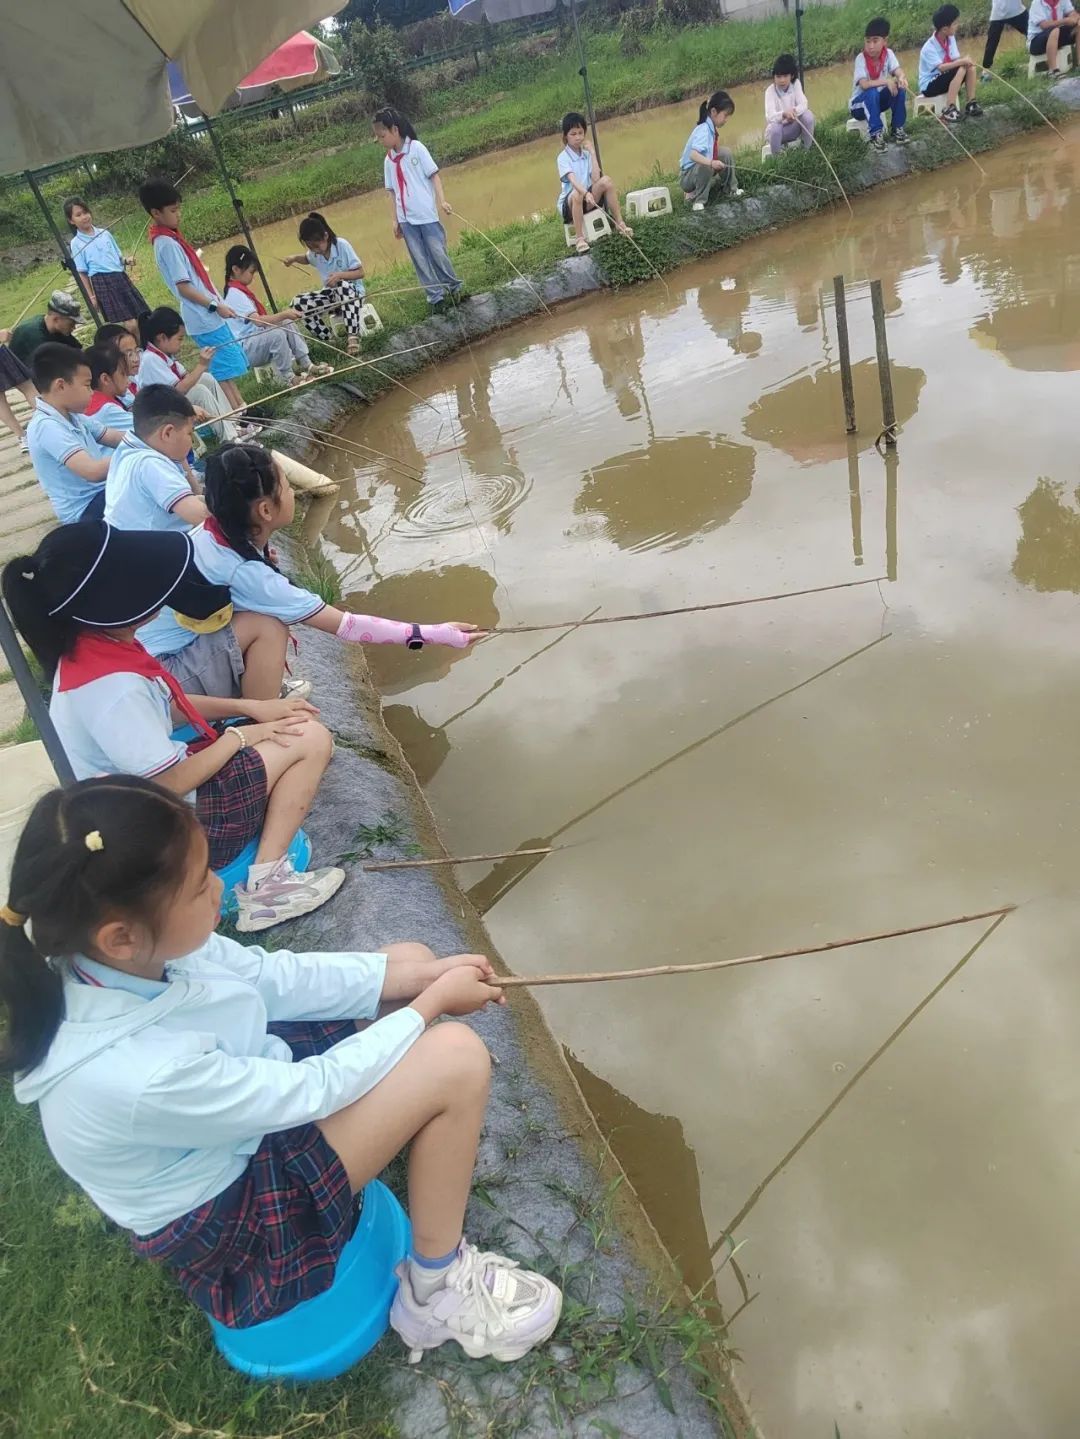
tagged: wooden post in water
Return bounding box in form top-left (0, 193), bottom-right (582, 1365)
top-left (846, 437), bottom-right (864, 568)
top-left (833, 276), bottom-right (856, 434)
top-left (870, 279), bottom-right (897, 449)
top-left (884, 444), bottom-right (899, 582)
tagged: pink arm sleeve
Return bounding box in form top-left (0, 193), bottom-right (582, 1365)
top-left (336, 612), bottom-right (470, 648)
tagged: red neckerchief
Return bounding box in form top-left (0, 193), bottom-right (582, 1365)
top-left (146, 343), bottom-right (184, 380)
top-left (935, 30), bottom-right (954, 63)
top-left (148, 224), bottom-right (217, 298)
top-left (863, 46), bottom-right (887, 80)
top-left (712, 123), bottom-right (721, 161)
top-left (85, 392), bottom-right (111, 416)
top-left (204, 517), bottom-right (234, 549)
top-left (1048, 0), bottom-right (1060, 18)
top-left (226, 281), bottom-right (265, 317)
top-left (389, 140), bottom-right (410, 216)
top-left (57, 632), bottom-right (216, 747)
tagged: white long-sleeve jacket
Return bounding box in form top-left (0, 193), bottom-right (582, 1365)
top-left (764, 79), bottom-right (810, 124)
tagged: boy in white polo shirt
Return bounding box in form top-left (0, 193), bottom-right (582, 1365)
top-left (105, 385), bottom-right (289, 703)
top-left (26, 343), bottom-right (124, 523)
top-left (1028, 0), bottom-right (1079, 68)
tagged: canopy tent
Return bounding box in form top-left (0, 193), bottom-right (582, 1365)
top-left (0, 0), bottom-right (346, 783)
top-left (169, 31), bottom-right (342, 120)
top-left (449, 0), bottom-right (604, 169)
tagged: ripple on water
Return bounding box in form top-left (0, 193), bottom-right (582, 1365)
top-left (395, 473), bottom-right (532, 538)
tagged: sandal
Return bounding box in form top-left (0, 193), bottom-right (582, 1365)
top-left (347, 336), bottom-right (360, 355)
top-left (575, 238), bottom-right (591, 255)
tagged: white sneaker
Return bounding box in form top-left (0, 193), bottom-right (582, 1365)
top-left (235, 858), bottom-right (345, 932)
top-left (733, 187), bottom-right (746, 197)
top-left (390, 1241), bottom-right (563, 1363)
top-left (280, 677), bottom-right (313, 701)
top-left (692, 201), bottom-right (706, 212)
top-left (18, 435), bottom-right (28, 453)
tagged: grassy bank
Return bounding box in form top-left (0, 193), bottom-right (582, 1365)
top-left (0, 0), bottom-right (992, 264)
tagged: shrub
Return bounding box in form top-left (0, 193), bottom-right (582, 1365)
top-left (345, 21), bottom-right (419, 112)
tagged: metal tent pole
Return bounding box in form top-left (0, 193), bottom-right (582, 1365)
top-left (203, 118), bottom-right (278, 310)
top-left (795, 2), bottom-right (807, 81)
top-left (0, 603), bottom-right (74, 785)
top-left (25, 171), bottom-right (102, 329)
top-left (569, 0), bottom-right (603, 174)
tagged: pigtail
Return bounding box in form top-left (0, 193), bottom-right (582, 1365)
top-left (223, 244), bottom-right (256, 297)
top-left (698, 100), bottom-right (709, 123)
top-left (0, 924), bottom-right (64, 1073)
top-left (373, 107), bottom-right (418, 141)
top-left (203, 444), bottom-right (280, 568)
top-left (1, 556), bottom-right (77, 683)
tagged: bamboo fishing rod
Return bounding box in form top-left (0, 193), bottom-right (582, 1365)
top-left (193, 340), bottom-right (440, 429)
top-left (983, 67), bottom-right (1067, 141)
top-left (739, 163), bottom-right (832, 195)
top-left (930, 111), bottom-right (987, 177)
top-left (488, 575), bottom-right (887, 635)
top-left (447, 206), bottom-right (553, 317)
top-left (261, 415), bottom-right (424, 484)
top-left (796, 116), bottom-right (854, 216)
top-left (364, 846), bottom-right (555, 871)
top-left (487, 904), bottom-right (1016, 988)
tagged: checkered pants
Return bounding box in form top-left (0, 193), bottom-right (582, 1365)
top-left (291, 283), bottom-right (365, 343)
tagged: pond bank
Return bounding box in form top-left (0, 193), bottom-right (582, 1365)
top-left (258, 78), bottom-right (1076, 461)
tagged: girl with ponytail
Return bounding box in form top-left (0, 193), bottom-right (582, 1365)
top-left (222, 245), bottom-right (332, 388)
top-left (2, 775), bottom-right (561, 1359)
top-left (679, 91), bottom-right (741, 210)
top-left (281, 213), bottom-right (367, 355)
top-left (193, 441), bottom-right (486, 654)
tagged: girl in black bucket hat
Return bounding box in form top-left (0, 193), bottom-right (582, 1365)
top-left (2, 523), bottom-right (344, 932)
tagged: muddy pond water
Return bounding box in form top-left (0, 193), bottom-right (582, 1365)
top-left (202, 35), bottom-right (1009, 292)
top-left (312, 127), bottom-right (1080, 1437)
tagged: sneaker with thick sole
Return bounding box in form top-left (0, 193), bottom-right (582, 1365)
top-left (391, 1241), bottom-right (563, 1364)
top-left (870, 131), bottom-right (887, 152)
top-left (941, 104), bottom-right (962, 123)
top-left (965, 100), bottom-right (984, 117)
top-left (892, 126), bottom-right (910, 145)
top-left (235, 860), bottom-right (345, 933)
top-left (280, 677), bottom-right (313, 701)
top-left (692, 200), bottom-right (706, 211)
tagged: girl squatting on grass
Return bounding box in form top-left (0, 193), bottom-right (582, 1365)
top-left (0, 775), bottom-right (563, 1359)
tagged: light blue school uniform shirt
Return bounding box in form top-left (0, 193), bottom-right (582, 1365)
top-left (851, 48), bottom-right (901, 107)
top-left (383, 139), bottom-right (441, 227)
top-left (71, 227), bottom-right (124, 277)
top-left (1029, 0), bottom-right (1073, 39)
top-left (27, 398), bottom-right (109, 523)
top-left (918, 32), bottom-right (958, 93)
top-left (87, 396), bottom-right (134, 432)
top-left (556, 146), bottom-right (594, 210)
top-left (104, 433), bottom-right (195, 657)
top-left (152, 234), bottom-right (222, 338)
top-left (680, 117), bottom-right (717, 172)
top-left (306, 237), bottom-right (365, 296)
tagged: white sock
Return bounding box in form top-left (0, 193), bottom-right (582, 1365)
top-left (408, 1246), bottom-right (459, 1302)
top-left (246, 859), bottom-right (280, 890)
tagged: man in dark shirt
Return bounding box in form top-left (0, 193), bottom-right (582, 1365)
top-left (9, 290), bottom-right (82, 367)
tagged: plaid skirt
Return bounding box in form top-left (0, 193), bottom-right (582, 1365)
top-left (91, 269), bottom-right (148, 322)
top-left (195, 747), bottom-right (268, 868)
top-left (0, 344), bottom-right (30, 391)
top-left (130, 1019), bottom-right (360, 1327)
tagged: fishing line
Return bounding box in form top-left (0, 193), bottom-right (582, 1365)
top-left (982, 68), bottom-right (1067, 140)
top-left (796, 116), bottom-right (855, 216)
top-left (930, 112), bottom-right (987, 176)
top-left (261, 416), bottom-right (423, 484)
top-left (448, 206), bottom-right (553, 317)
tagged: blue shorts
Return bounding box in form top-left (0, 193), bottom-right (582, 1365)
top-left (194, 320), bottom-right (249, 382)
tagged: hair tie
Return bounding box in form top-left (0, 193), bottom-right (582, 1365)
top-left (84, 830), bottom-right (104, 852)
top-left (0, 904), bottom-right (26, 927)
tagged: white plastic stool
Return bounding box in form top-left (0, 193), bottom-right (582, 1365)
top-left (252, 365), bottom-right (274, 383)
top-left (564, 208), bottom-right (613, 247)
top-left (913, 92), bottom-right (948, 116)
top-left (357, 303), bottom-right (382, 336)
top-left (625, 186), bottom-right (673, 219)
top-left (1029, 43), bottom-right (1073, 75)
top-left (761, 138), bottom-right (801, 161)
top-left (846, 117), bottom-right (870, 140)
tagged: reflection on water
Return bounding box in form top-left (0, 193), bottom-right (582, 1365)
top-left (576, 435), bottom-right (755, 554)
top-left (316, 129), bottom-right (1080, 1439)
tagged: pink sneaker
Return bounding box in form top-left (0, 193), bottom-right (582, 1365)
top-left (390, 1241), bottom-right (562, 1363)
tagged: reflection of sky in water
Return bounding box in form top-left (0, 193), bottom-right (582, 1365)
top-left (319, 131), bottom-right (1080, 1439)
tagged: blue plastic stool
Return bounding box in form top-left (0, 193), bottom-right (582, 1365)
top-left (217, 830), bottom-right (312, 918)
top-left (208, 1179), bottom-right (411, 1381)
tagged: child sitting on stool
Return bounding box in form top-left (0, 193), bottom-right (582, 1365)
top-left (764, 55), bottom-right (816, 155)
top-left (555, 112), bottom-right (634, 254)
top-left (918, 6), bottom-right (983, 122)
top-left (851, 16), bottom-right (910, 152)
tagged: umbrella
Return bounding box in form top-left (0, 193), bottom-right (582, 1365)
top-left (169, 31), bottom-right (342, 118)
top-left (449, 0), bottom-right (604, 170)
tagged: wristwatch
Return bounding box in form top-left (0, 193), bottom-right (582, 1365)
top-left (207, 299), bottom-right (218, 314)
top-left (406, 623), bottom-right (424, 651)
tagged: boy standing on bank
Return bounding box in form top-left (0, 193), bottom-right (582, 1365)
top-left (851, 17), bottom-right (910, 152)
